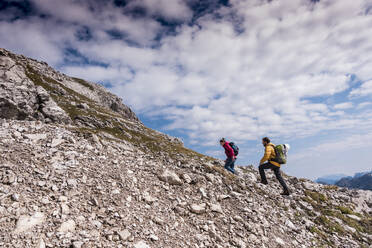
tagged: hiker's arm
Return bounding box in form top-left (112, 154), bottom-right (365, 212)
top-left (260, 147), bottom-right (270, 165)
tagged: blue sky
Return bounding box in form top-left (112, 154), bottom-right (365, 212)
top-left (1, 0), bottom-right (372, 180)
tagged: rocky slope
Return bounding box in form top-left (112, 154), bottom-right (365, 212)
top-left (0, 49), bottom-right (372, 248)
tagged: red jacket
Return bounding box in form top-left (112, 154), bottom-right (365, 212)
top-left (223, 142), bottom-right (235, 158)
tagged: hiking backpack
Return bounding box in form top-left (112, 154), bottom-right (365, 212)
top-left (271, 144), bottom-right (289, 164)
top-left (229, 142), bottom-right (239, 156)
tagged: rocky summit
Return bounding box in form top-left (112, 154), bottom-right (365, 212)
top-left (0, 48), bottom-right (371, 248)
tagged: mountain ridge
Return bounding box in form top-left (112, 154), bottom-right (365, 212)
top-left (315, 174), bottom-right (349, 185)
top-left (335, 172), bottom-right (372, 191)
top-left (0, 48), bottom-right (371, 248)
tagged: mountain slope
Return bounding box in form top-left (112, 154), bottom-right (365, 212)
top-left (0, 48), bottom-right (372, 248)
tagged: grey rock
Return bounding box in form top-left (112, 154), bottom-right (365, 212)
top-left (14, 212), bottom-right (45, 233)
top-left (190, 203), bottom-right (206, 214)
top-left (117, 229), bottom-right (131, 241)
top-left (11, 193), bottom-right (20, 201)
top-left (72, 241), bottom-right (84, 248)
top-left (50, 138), bottom-right (64, 147)
top-left (275, 237), bottom-right (285, 246)
top-left (158, 169), bottom-right (183, 185)
top-left (182, 173), bottom-right (192, 184)
top-left (58, 219), bottom-right (76, 232)
top-left (37, 238), bottom-right (46, 248)
top-left (133, 241), bottom-right (150, 248)
top-left (210, 203), bottom-right (223, 213)
top-left (347, 214), bottom-right (361, 221)
top-left (150, 234), bottom-right (159, 241)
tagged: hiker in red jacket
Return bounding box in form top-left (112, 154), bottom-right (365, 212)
top-left (220, 138), bottom-right (236, 174)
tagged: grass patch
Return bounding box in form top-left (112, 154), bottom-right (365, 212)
top-left (309, 226), bottom-right (326, 237)
top-left (315, 216), bottom-right (346, 234)
top-left (309, 226), bottom-right (334, 247)
top-left (26, 64), bottom-right (120, 124)
top-left (324, 185), bottom-right (338, 190)
top-left (26, 65), bottom-right (93, 104)
top-left (43, 75), bottom-right (92, 103)
top-left (305, 190), bottom-right (327, 203)
top-left (72, 77), bottom-right (95, 91)
top-left (26, 67), bottom-right (56, 93)
top-left (337, 206), bottom-right (354, 215)
top-left (319, 205), bottom-right (372, 236)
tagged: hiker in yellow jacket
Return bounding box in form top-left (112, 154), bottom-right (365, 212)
top-left (259, 137), bottom-right (290, 196)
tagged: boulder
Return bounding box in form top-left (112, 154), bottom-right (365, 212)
top-left (158, 169), bottom-right (183, 185)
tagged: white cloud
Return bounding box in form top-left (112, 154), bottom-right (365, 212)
top-left (357, 102), bottom-right (372, 109)
top-left (291, 132), bottom-right (372, 162)
top-left (62, 65), bottom-right (133, 83)
top-left (126, 0), bottom-right (193, 21)
top-left (350, 80), bottom-right (372, 97)
top-left (52, 0), bottom-right (372, 147)
top-left (30, 0), bottom-right (163, 45)
top-left (0, 18), bottom-right (74, 65)
top-left (110, 0), bottom-right (371, 145)
top-left (333, 102), bottom-right (353, 110)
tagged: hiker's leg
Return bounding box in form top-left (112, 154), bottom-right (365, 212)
top-left (224, 157), bottom-right (232, 172)
top-left (225, 158), bottom-right (234, 174)
top-left (273, 167), bottom-right (289, 192)
top-left (259, 163), bottom-right (270, 184)
top-left (229, 158), bottom-right (236, 174)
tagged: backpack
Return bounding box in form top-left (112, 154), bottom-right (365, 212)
top-left (229, 142), bottom-right (239, 156)
top-left (270, 144), bottom-right (289, 164)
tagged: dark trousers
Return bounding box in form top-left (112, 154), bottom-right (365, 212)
top-left (259, 162), bottom-right (289, 192)
top-left (224, 157), bottom-right (235, 174)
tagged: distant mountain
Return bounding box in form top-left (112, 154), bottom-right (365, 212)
top-left (315, 174), bottom-right (348, 185)
top-left (335, 172), bottom-right (372, 190)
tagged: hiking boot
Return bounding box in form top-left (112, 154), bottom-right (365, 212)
top-left (280, 190), bottom-right (290, 196)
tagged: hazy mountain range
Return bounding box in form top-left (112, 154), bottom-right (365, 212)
top-left (316, 171), bottom-right (372, 191)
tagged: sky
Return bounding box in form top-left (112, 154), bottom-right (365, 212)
top-left (1, 0), bottom-right (372, 180)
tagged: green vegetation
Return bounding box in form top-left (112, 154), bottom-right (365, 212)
top-left (26, 66), bottom-right (56, 94)
top-left (305, 190), bottom-right (327, 203)
top-left (337, 206), bottom-right (354, 215)
top-left (315, 216), bottom-right (346, 234)
top-left (309, 226), bottom-right (335, 247)
top-left (72, 77), bottom-right (95, 90)
top-left (26, 65), bottom-right (92, 103)
top-left (317, 204), bottom-right (372, 237)
top-left (324, 185), bottom-right (338, 190)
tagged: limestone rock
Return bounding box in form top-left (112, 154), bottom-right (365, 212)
top-left (158, 169), bottom-right (183, 185)
top-left (58, 220), bottom-right (76, 233)
top-left (117, 229), bottom-right (131, 241)
top-left (37, 238), bottom-right (46, 248)
top-left (133, 241), bottom-right (150, 248)
top-left (14, 212), bottom-right (45, 233)
top-left (190, 203), bottom-right (206, 214)
top-left (210, 203), bottom-right (223, 213)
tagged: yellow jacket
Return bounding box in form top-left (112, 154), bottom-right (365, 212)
top-left (260, 143), bottom-right (280, 167)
